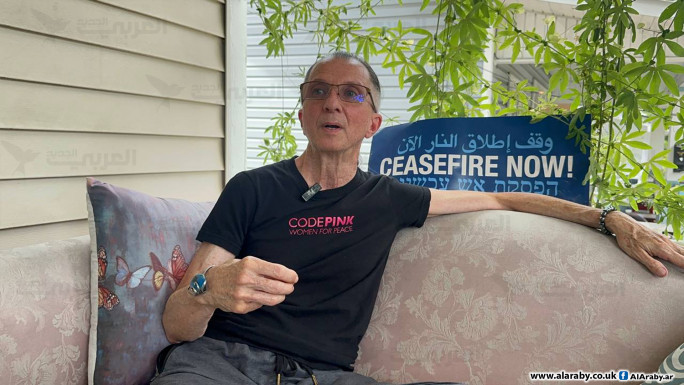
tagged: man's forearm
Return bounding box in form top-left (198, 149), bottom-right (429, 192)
top-left (162, 287), bottom-right (216, 344)
top-left (494, 192), bottom-right (606, 230)
top-left (492, 192), bottom-right (680, 276)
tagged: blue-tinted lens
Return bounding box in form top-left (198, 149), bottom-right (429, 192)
top-left (340, 84), bottom-right (365, 103)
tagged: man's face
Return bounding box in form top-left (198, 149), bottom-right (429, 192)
top-left (298, 58), bottom-right (382, 155)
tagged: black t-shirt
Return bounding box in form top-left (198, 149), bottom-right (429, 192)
top-left (197, 157), bottom-right (431, 370)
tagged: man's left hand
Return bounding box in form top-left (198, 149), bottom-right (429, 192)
top-left (608, 211), bottom-right (684, 277)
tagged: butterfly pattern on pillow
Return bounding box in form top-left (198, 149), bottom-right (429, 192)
top-left (149, 245), bottom-right (189, 291)
top-left (115, 256), bottom-right (151, 289)
top-left (97, 246), bottom-right (120, 311)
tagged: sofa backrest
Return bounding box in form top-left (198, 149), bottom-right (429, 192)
top-left (356, 211), bottom-right (684, 384)
top-left (2, 211), bottom-right (683, 385)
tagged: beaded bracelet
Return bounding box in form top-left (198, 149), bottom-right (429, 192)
top-left (598, 207), bottom-right (616, 236)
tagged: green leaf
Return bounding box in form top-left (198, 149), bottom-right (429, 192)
top-left (619, 90), bottom-right (637, 110)
top-left (656, 46), bottom-right (666, 66)
top-left (649, 71), bottom-right (662, 94)
top-left (560, 70), bottom-right (569, 92)
top-left (655, 159), bottom-right (678, 168)
top-left (461, 93), bottom-right (479, 107)
top-left (660, 70), bottom-right (680, 95)
top-left (534, 46), bottom-right (543, 64)
top-left (660, 63), bottom-right (684, 73)
top-left (637, 37), bottom-right (656, 61)
top-left (549, 70), bottom-right (560, 91)
top-left (543, 47), bottom-right (551, 63)
top-left (530, 115), bottom-right (545, 124)
top-left (624, 141), bottom-right (652, 150)
top-left (651, 165), bottom-right (667, 186)
top-left (672, 217), bottom-right (682, 240)
top-left (570, 95), bottom-right (580, 111)
top-left (675, 4), bottom-right (684, 31)
top-left (664, 40), bottom-right (684, 57)
top-left (659, 1), bottom-right (679, 23)
top-left (652, 148), bottom-right (672, 160)
top-left (622, 130), bottom-right (647, 140)
top-left (622, 61), bottom-right (648, 77)
top-left (512, 38), bottom-right (521, 62)
top-left (398, 65), bottom-right (405, 88)
top-left (642, 182), bottom-right (661, 190)
top-left (638, 71), bottom-right (654, 91)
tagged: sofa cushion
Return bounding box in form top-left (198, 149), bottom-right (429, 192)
top-left (0, 236), bottom-right (90, 385)
top-left (86, 178), bottom-right (213, 384)
top-left (355, 211), bottom-right (684, 384)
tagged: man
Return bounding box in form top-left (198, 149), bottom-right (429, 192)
top-left (153, 52), bottom-right (684, 385)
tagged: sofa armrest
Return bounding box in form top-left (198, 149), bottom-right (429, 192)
top-left (0, 236), bottom-right (91, 385)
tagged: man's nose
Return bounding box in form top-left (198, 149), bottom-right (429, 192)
top-left (322, 86), bottom-right (343, 111)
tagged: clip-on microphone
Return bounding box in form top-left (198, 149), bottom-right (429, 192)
top-left (301, 183), bottom-right (321, 202)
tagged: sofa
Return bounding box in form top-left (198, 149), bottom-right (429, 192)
top-left (1, 209), bottom-right (683, 385)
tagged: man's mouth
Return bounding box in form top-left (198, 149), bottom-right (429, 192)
top-left (323, 123), bottom-right (342, 130)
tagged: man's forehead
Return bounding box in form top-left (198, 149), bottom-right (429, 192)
top-left (308, 58), bottom-right (370, 84)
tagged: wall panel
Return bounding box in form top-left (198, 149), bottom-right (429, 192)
top-left (0, 0), bottom-right (225, 247)
top-left (96, 0), bottom-right (225, 37)
top-left (0, 0), bottom-right (223, 70)
top-left (0, 220), bottom-right (89, 250)
top-left (0, 172), bottom-right (222, 229)
top-left (0, 130), bottom-right (223, 180)
top-left (0, 27), bottom-right (224, 104)
top-left (0, 79), bottom-right (223, 137)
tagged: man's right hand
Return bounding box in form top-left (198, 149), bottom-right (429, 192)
top-left (162, 243), bottom-right (299, 343)
top-left (204, 256), bottom-right (299, 314)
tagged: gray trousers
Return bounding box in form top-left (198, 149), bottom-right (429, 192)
top-left (151, 337), bottom-right (462, 385)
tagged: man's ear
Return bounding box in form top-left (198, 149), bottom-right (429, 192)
top-left (365, 113), bottom-right (382, 139)
top-left (298, 109), bottom-right (303, 125)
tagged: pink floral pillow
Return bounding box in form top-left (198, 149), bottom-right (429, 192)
top-left (86, 178), bottom-right (214, 384)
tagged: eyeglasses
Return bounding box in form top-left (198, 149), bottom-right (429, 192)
top-left (300, 81), bottom-right (377, 112)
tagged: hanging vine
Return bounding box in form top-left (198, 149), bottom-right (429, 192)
top-left (250, 0), bottom-right (684, 238)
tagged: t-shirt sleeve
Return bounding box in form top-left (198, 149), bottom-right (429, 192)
top-left (386, 176), bottom-right (431, 229)
top-left (196, 172), bottom-right (256, 256)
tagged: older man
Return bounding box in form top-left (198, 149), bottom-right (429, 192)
top-left (152, 52), bottom-right (684, 385)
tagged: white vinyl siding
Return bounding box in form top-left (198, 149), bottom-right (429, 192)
top-left (0, 0), bottom-right (225, 249)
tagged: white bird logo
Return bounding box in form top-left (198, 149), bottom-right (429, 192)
top-left (146, 75), bottom-right (184, 109)
top-left (1, 141), bottom-right (40, 175)
top-left (31, 8), bottom-right (70, 34)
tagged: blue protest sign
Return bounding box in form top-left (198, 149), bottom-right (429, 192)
top-left (368, 116), bottom-right (591, 205)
